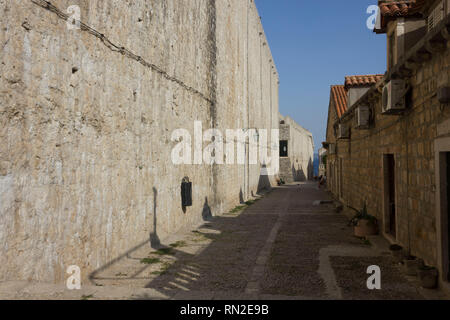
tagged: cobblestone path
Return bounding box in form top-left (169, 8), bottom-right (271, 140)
top-left (2, 182), bottom-right (446, 300)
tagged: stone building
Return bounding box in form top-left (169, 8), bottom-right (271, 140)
top-left (324, 0), bottom-right (450, 289)
top-left (324, 75), bottom-right (383, 198)
top-left (0, 0), bottom-right (283, 282)
top-left (318, 147), bottom-right (327, 177)
top-left (278, 114), bottom-right (314, 183)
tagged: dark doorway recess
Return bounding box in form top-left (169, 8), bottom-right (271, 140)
top-left (280, 140), bottom-right (288, 157)
top-left (445, 153), bottom-right (450, 280)
top-left (385, 154), bottom-right (396, 238)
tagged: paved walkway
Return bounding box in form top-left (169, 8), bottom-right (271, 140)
top-left (1, 182), bottom-right (448, 300)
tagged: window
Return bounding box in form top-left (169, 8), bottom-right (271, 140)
top-left (280, 140), bottom-right (288, 157)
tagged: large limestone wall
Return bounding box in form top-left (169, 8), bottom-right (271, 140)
top-left (0, 0), bottom-right (279, 282)
top-left (213, 0), bottom-right (279, 210)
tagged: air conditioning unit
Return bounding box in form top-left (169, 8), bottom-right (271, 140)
top-left (355, 105), bottom-right (370, 129)
top-left (428, 1), bottom-right (445, 31)
top-left (382, 79), bottom-right (406, 114)
top-left (329, 143), bottom-right (336, 155)
top-left (337, 124), bottom-right (349, 139)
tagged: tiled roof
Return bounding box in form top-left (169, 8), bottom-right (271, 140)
top-left (376, 0), bottom-right (425, 31)
top-left (344, 75), bottom-right (384, 89)
top-left (380, 1), bottom-right (417, 17)
top-left (331, 85), bottom-right (348, 118)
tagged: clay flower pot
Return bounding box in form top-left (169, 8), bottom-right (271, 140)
top-left (403, 256), bottom-right (423, 276)
top-left (389, 244), bottom-right (403, 263)
top-left (418, 266), bottom-right (438, 289)
top-left (354, 219), bottom-right (378, 237)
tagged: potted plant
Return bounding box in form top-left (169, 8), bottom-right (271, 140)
top-left (418, 265), bottom-right (438, 289)
top-left (403, 256), bottom-right (423, 276)
top-left (389, 244), bottom-right (403, 263)
top-left (350, 203), bottom-right (378, 237)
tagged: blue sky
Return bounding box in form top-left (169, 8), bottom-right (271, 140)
top-left (255, 0), bottom-right (387, 153)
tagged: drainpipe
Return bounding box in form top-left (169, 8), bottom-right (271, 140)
top-left (406, 105), bottom-right (411, 255)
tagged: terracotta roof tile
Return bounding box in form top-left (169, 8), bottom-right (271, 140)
top-left (379, 0), bottom-right (423, 17)
top-left (376, 0), bottom-right (425, 32)
top-left (331, 85), bottom-right (348, 118)
top-left (344, 74), bottom-right (384, 89)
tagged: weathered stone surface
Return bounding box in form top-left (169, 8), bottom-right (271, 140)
top-left (278, 114), bottom-right (314, 183)
top-left (0, 0), bottom-right (281, 282)
top-left (2, 183), bottom-right (439, 300)
top-left (325, 30), bottom-right (450, 270)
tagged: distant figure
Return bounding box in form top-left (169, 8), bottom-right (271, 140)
top-left (318, 175), bottom-right (327, 189)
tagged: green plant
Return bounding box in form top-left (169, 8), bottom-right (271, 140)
top-left (322, 155), bottom-right (328, 169)
top-left (190, 230), bottom-right (208, 242)
top-left (153, 248), bottom-right (175, 256)
top-left (419, 265), bottom-right (436, 271)
top-left (140, 257), bottom-right (160, 264)
top-left (169, 241), bottom-right (186, 248)
top-left (229, 205), bottom-right (246, 214)
top-left (152, 261), bottom-right (172, 275)
top-left (81, 294), bottom-right (94, 300)
top-left (349, 203), bottom-right (377, 226)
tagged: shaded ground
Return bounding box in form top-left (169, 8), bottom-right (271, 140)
top-left (331, 256), bottom-right (424, 300)
top-left (1, 182), bottom-right (447, 300)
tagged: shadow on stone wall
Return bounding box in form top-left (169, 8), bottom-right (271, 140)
top-left (89, 186), bottom-right (162, 284)
top-left (87, 177), bottom-right (274, 287)
top-left (88, 168), bottom-right (273, 286)
top-left (257, 165), bottom-right (272, 194)
top-left (202, 197), bottom-right (213, 221)
top-left (132, 195), bottom-right (279, 299)
top-left (150, 187), bottom-right (161, 249)
top-left (88, 239), bottom-right (154, 285)
top-left (308, 159), bottom-right (313, 181)
top-left (291, 164), bottom-right (306, 182)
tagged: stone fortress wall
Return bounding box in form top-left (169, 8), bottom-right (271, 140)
top-left (0, 0), bottom-right (282, 282)
top-left (278, 114), bottom-right (314, 183)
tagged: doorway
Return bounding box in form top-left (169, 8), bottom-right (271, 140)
top-left (445, 152), bottom-right (450, 281)
top-left (438, 152), bottom-right (450, 281)
top-left (384, 154), bottom-right (396, 238)
top-left (280, 140), bottom-right (288, 157)
top-left (339, 158), bottom-right (343, 200)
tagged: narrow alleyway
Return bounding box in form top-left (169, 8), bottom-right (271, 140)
top-left (1, 183), bottom-right (446, 300)
top-left (128, 182), bottom-right (432, 300)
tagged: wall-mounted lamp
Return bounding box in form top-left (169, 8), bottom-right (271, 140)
top-left (181, 177), bottom-right (192, 208)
